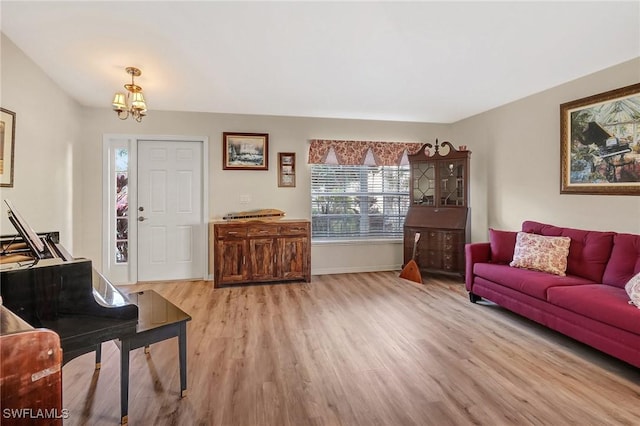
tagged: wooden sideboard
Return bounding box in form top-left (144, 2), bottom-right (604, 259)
top-left (211, 220), bottom-right (311, 286)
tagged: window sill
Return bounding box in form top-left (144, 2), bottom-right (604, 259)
top-left (312, 238), bottom-right (403, 246)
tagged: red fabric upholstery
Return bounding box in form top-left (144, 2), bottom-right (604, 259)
top-left (489, 228), bottom-right (517, 264)
top-left (602, 233), bottom-right (640, 288)
top-left (547, 284), bottom-right (640, 335)
top-left (471, 279), bottom-right (640, 368)
top-left (466, 221), bottom-right (640, 369)
top-left (474, 263), bottom-right (592, 300)
top-left (522, 221), bottom-right (614, 282)
top-left (465, 242), bottom-right (490, 292)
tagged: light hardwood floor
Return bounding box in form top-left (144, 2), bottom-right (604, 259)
top-left (62, 272), bottom-right (640, 425)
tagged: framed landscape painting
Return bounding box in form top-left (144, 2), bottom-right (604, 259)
top-left (0, 108), bottom-right (16, 187)
top-left (560, 83), bottom-right (640, 195)
top-left (223, 132), bottom-right (269, 170)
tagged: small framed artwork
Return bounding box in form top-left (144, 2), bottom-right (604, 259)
top-left (0, 108), bottom-right (16, 188)
top-left (278, 152), bottom-right (296, 187)
top-left (560, 83), bottom-right (640, 195)
top-left (223, 132), bottom-right (269, 170)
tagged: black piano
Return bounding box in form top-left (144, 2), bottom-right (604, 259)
top-left (582, 121), bottom-right (631, 159)
top-left (0, 257), bottom-right (139, 364)
top-left (1, 201), bottom-right (191, 425)
top-left (0, 202), bottom-right (139, 423)
top-left (0, 201), bottom-right (138, 365)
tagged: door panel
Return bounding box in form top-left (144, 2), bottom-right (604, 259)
top-left (280, 237), bottom-right (307, 279)
top-left (250, 238), bottom-right (277, 281)
top-left (138, 140), bottom-right (203, 281)
top-left (216, 240), bottom-right (247, 283)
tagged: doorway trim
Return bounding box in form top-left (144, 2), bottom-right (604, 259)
top-left (102, 134), bottom-right (209, 284)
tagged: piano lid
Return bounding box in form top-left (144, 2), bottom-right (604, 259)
top-left (1, 200), bottom-right (72, 263)
top-left (582, 122), bottom-right (613, 147)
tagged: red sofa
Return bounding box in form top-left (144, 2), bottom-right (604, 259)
top-left (465, 220), bottom-right (640, 368)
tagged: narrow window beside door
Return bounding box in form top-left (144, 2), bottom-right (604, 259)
top-left (115, 148), bottom-right (129, 263)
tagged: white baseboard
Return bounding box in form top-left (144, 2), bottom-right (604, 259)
top-left (311, 264), bottom-right (402, 276)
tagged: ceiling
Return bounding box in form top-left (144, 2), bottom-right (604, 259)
top-left (2, 1), bottom-right (639, 123)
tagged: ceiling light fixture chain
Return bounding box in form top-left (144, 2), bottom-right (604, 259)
top-left (112, 66), bottom-right (147, 122)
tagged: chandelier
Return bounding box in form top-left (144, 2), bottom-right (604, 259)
top-left (112, 67), bottom-right (147, 122)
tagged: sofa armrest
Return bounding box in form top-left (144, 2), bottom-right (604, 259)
top-left (465, 242), bottom-right (491, 291)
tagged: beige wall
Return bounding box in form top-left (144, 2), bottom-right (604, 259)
top-left (453, 57), bottom-right (640, 242)
top-left (79, 110), bottom-right (450, 273)
top-left (0, 34), bottom-right (81, 251)
top-left (3, 32), bottom-right (639, 277)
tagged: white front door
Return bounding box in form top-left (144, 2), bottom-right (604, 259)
top-left (137, 140), bottom-right (204, 281)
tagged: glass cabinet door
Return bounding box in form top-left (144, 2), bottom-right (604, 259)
top-left (412, 162), bottom-right (436, 205)
top-left (439, 160), bottom-right (466, 207)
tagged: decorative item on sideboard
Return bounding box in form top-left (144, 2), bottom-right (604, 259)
top-left (222, 208), bottom-right (285, 221)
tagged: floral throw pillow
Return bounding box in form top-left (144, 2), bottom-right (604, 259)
top-left (509, 232), bottom-right (571, 276)
top-left (625, 272), bottom-right (640, 308)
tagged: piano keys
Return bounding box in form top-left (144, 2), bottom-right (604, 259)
top-left (599, 137), bottom-right (632, 159)
top-left (581, 121), bottom-right (631, 159)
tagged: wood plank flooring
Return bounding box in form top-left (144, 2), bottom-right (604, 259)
top-left (62, 272), bottom-right (640, 425)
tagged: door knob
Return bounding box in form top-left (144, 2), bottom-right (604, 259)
top-left (138, 216), bottom-right (146, 222)
top-left (138, 206), bottom-right (145, 212)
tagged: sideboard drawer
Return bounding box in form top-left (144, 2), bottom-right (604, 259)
top-left (247, 225), bottom-right (280, 237)
top-left (278, 224), bottom-right (309, 236)
top-left (216, 226), bottom-right (247, 239)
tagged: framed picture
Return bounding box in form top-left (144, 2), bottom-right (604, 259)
top-left (223, 132), bottom-right (269, 170)
top-left (0, 108), bottom-right (16, 188)
top-left (560, 83), bottom-right (640, 195)
top-left (278, 152), bottom-right (296, 187)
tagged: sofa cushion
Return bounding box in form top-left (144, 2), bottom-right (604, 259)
top-left (522, 221), bottom-right (615, 282)
top-left (625, 272), bottom-right (640, 308)
top-left (602, 233), bottom-right (640, 288)
top-left (489, 228), bottom-right (517, 264)
top-left (510, 232), bottom-right (571, 276)
top-left (473, 263), bottom-right (593, 300)
top-left (547, 284), bottom-right (640, 335)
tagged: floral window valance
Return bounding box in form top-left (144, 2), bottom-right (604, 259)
top-left (308, 139), bottom-right (423, 166)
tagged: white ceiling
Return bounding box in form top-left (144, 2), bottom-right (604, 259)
top-left (2, 1), bottom-right (639, 123)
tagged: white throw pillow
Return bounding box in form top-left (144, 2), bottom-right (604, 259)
top-left (625, 272), bottom-right (640, 308)
top-left (509, 232), bottom-right (571, 276)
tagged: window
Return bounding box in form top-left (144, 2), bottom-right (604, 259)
top-left (115, 148), bottom-right (129, 263)
top-left (311, 164), bottom-right (410, 240)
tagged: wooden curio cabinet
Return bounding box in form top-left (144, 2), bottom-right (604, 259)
top-left (404, 140), bottom-right (470, 277)
top-left (211, 220), bottom-right (311, 286)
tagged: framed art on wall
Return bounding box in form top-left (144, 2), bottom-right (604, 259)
top-left (278, 152), bottom-right (296, 187)
top-left (223, 132), bottom-right (269, 170)
top-left (560, 83), bottom-right (640, 195)
top-left (0, 108), bottom-right (16, 187)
